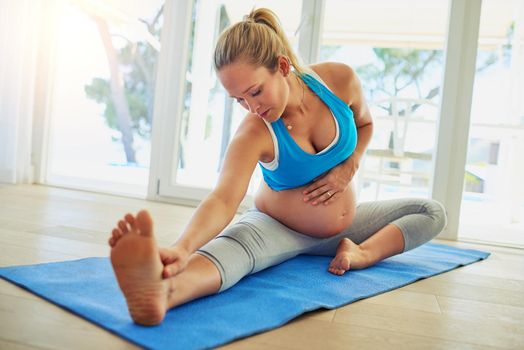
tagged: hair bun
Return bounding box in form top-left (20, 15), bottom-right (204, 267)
top-left (214, 7), bottom-right (304, 76)
top-left (243, 14), bottom-right (256, 23)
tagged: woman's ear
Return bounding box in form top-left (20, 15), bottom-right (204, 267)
top-left (278, 55), bottom-right (291, 77)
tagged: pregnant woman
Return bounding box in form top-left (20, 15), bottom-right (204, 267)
top-left (108, 8), bottom-right (447, 325)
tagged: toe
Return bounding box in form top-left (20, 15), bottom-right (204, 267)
top-left (341, 257), bottom-right (351, 271)
top-left (118, 220), bottom-right (129, 234)
top-left (112, 228), bottom-right (120, 239)
top-left (109, 228), bottom-right (124, 247)
top-left (136, 210), bottom-right (154, 237)
top-left (125, 213), bottom-right (136, 228)
top-left (328, 267), bottom-right (341, 276)
top-left (328, 257), bottom-right (348, 276)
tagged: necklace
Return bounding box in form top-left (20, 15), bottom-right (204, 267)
top-left (284, 76), bottom-right (305, 131)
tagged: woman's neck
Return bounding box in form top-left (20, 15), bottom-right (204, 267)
top-left (282, 73), bottom-right (309, 121)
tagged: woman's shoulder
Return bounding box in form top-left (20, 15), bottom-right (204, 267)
top-left (233, 113), bottom-right (274, 158)
top-left (307, 62), bottom-right (358, 104)
top-left (238, 113), bottom-right (269, 136)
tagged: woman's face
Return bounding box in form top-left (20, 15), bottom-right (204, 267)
top-left (217, 58), bottom-right (289, 123)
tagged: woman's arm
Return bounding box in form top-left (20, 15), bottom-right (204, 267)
top-left (303, 63), bottom-right (374, 205)
top-left (345, 65), bottom-right (373, 162)
top-left (332, 65), bottom-right (374, 201)
top-left (161, 119), bottom-right (266, 277)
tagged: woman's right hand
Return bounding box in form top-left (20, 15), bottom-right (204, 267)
top-left (159, 245), bottom-right (190, 278)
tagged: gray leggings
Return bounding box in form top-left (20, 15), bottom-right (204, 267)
top-left (197, 198), bottom-right (447, 292)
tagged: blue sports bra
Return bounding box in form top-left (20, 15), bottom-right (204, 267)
top-left (258, 71), bottom-right (358, 191)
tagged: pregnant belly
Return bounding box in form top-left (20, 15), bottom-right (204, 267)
top-left (254, 181), bottom-right (357, 238)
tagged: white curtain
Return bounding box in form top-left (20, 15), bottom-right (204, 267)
top-left (0, 0), bottom-right (42, 184)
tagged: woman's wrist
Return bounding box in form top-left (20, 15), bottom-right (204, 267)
top-left (171, 238), bottom-right (193, 256)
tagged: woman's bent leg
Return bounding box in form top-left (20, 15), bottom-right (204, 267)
top-left (309, 198), bottom-right (447, 271)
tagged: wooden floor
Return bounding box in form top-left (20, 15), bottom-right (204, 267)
top-left (0, 184), bottom-right (523, 350)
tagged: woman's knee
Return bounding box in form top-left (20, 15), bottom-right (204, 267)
top-left (424, 199), bottom-right (448, 235)
top-left (197, 223), bottom-right (259, 292)
top-left (394, 198), bottom-right (447, 252)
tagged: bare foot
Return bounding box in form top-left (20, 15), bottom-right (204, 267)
top-left (328, 238), bottom-right (369, 276)
top-left (109, 210), bottom-right (172, 325)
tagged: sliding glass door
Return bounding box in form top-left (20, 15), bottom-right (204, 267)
top-left (44, 0), bottom-right (164, 196)
top-left (459, 0), bottom-right (524, 247)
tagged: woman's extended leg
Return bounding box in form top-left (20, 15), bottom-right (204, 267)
top-left (109, 210), bottom-right (222, 325)
top-left (196, 208), bottom-right (326, 292)
top-left (310, 198), bottom-right (447, 275)
top-left (109, 208), bottom-right (322, 325)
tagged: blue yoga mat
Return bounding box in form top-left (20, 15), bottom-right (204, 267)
top-left (0, 243), bottom-right (488, 350)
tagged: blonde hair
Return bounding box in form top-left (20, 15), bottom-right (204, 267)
top-left (213, 8), bottom-right (305, 75)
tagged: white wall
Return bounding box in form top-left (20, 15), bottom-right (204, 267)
top-left (0, 0), bottom-right (42, 183)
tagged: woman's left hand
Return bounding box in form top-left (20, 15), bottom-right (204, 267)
top-left (303, 155), bottom-right (359, 206)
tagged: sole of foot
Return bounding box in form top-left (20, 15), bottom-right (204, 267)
top-left (110, 210), bottom-right (171, 326)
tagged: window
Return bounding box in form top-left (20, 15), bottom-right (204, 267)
top-left (459, 0), bottom-right (524, 246)
top-left (45, 0), bottom-right (164, 196)
top-left (320, 0), bottom-right (447, 201)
